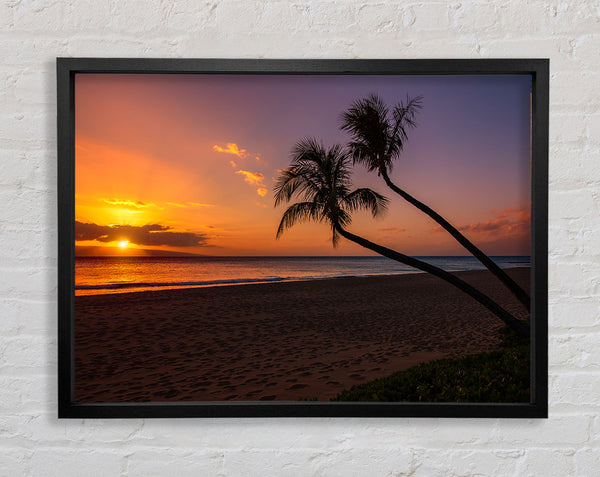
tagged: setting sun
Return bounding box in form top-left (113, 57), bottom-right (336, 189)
top-left (119, 240), bottom-right (129, 249)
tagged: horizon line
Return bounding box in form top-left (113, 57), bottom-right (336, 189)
top-left (76, 254), bottom-right (532, 258)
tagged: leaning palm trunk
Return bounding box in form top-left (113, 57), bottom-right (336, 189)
top-left (335, 224), bottom-right (530, 338)
top-left (380, 168), bottom-right (531, 312)
top-left (275, 138), bottom-right (529, 339)
top-left (340, 94), bottom-right (531, 312)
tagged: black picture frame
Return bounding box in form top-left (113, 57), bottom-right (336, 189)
top-left (57, 58), bottom-right (548, 418)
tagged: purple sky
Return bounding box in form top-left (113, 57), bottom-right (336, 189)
top-left (76, 73), bottom-right (531, 256)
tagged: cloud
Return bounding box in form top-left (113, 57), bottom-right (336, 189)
top-left (235, 170), bottom-right (269, 197)
top-left (236, 170), bottom-right (265, 185)
top-left (213, 142), bottom-right (250, 158)
top-left (214, 143), bottom-right (268, 198)
top-left (377, 226), bottom-right (406, 233)
top-left (434, 205), bottom-right (530, 236)
top-left (102, 198), bottom-right (153, 208)
top-left (75, 221), bottom-right (208, 247)
top-left (214, 142), bottom-right (261, 163)
top-left (166, 201), bottom-right (214, 208)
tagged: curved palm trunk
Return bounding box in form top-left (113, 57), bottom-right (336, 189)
top-left (380, 168), bottom-right (531, 312)
top-left (335, 225), bottom-right (530, 338)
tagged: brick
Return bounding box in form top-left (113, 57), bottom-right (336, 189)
top-left (552, 373), bottom-right (600, 407)
top-left (30, 450), bottom-right (122, 477)
top-left (0, 188), bottom-right (57, 227)
top-left (410, 3), bottom-right (454, 31)
top-left (573, 34), bottom-right (600, 67)
top-left (582, 226), bottom-right (600, 256)
top-left (549, 189), bottom-right (599, 220)
top-left (0, 229), bottom-right (57, 262)
top-left (479, 37), bottom-right (576, 71)
top-left (356, 3), bottom-right (403, 33)
top-left (63, 419), bottom-right (147, 444)
top-left (495, 415), bottom-right (590, 445)
top-left (552, 71), bottom-right (600, 108)
top-left (0, 148), bottom-right (57, 192)
top-left (453, 2), bottom-right (501, 33)
top-left (64, 36), bottom-right (179, 58)
top-left (0, 37), bottom-right (68, 67)
top-left (63, 1), bottom-right (114, 31)
top-left (306, 2), bottom-right (357, 31)
top-left (0, 335), bottom-right (56, 374)
top-left (12, 0), bottom-right (66, 32)
top-left (549, 260), bottom-right (600, 298)
top-left (413, 448), bottom-right (522, 477)
top-left (551, 333), bottom-right (600, 369)
top-left (13, 69), bottom-right (55, 105)
top-left (127, 449), bottom-right (223, 477)
top-left (0, 267), bottom-right (57, 301)
top-left (1, 298), bottom-right (55, 336)
top-left (549, 145), bottom-right (600, 187)
top-left (550, 113), bottom-right (587, 144)
top-left (575, 448), bottom-right (600, 476)
top-left (160, 2), bottom-right (219, 32)
top-left (519, 449), bottom-right (576, 476)
top-left (548, 224), bottom-right (582, 257)
top-left (591, 416), bottom-right (600, 445)
top-left (549, 298), bottom-right (600, 328)
top-left (0, 448), bottom-right (32, 477)
top-left (0, 376), bottom-right (48, 414)
top-left (587, 113), bottom-right (600, 145)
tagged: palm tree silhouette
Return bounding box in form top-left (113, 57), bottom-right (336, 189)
top-left (275, 138), bottom-right (529, 338)
top-left (340, 94), bottom-right (531, 312)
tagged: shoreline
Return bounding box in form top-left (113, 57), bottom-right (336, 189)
top-left (75, 268), bottom-right (530, 402)
top-left (75, 265), bottom-right (531, 297)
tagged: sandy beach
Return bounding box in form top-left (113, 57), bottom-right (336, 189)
top-left (74, 268), bottom-right (530, 402)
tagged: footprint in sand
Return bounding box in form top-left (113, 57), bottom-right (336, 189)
top-left (287, 383), bottom-right (308, 390)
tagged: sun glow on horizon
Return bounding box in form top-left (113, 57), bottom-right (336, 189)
top-left (119, 240), bottom-right (129, 249)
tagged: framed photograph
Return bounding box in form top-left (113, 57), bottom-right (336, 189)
top-left (58, 58), bottom-right (548, 418)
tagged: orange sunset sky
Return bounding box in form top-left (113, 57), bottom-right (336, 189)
top-left (75, 74), bottom-right (531, 257)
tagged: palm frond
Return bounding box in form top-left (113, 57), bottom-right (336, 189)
top-left (275, 137), bottom-right (386, 245)
top-left (341, 93), bottom-right (423, 173)
top-left (393, 95), bottom-right (423, 131)
top-left (386, 95), bottom-right (424, 162)
top-left (343, 188), bottom-right (389, 218)
top-left (274, 139), bottom-right (332, 207)
top-left (276, 201), bottom-right (322, 239)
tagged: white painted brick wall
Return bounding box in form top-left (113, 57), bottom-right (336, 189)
top-left (0, 0), bottom-right (598, 475)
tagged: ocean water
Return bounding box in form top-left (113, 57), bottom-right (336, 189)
top-left (75, 256), bottom-right (531, 296)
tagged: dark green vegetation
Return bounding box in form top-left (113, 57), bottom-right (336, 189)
top-left (331, 326), bottom-right (530, 403)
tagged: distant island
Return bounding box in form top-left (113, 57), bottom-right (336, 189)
top-left (75, 246), bottom-right (202, 257)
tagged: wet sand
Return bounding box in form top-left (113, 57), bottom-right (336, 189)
top-left (74, 268), bottom-right (530, 402)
